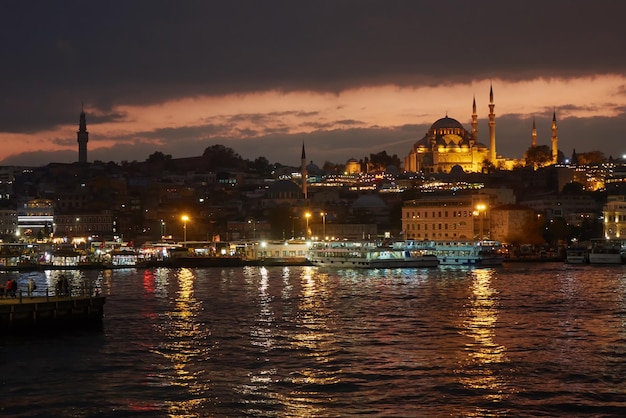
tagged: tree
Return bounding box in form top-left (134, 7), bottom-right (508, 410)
top-left (323, 161), bottom-right (342, 173)
top-left (561, 181), bottom-right (585, 194)
top-left (202, 144), bottom-right (245, 169)
top-left (577, 151), bottom-right (605, 165)
top-left (146, 151), bottom-right (172, 163)
top-left (368, 151), bottom-right (402, 171)
top-left (482, 159), bottom-right (495, 173)
top-left (265, 206), bottom-right (298, 239)
top-left (249, 156), bottom-right (272, 175)
top-left (543, 217), bottom-right (568, 248)
top-left (524, 145), bottom-right (552, 168)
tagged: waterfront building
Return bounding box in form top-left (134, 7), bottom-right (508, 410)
top-left (603, 195), bottom-right (626, 239)
top-left (53, 211), bottom-right (116, 239)
top-left (0, 209), bottom-right (18, 238)
top-left (489, 204), bottom-right (540, 244)
top-left (519, 193), bottom-right (601, 222)
top-left (17, 198), bottom-right (54, 240)
top-left (401, 188), bottom-right (515, 241)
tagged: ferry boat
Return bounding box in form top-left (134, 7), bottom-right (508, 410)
top-left (425, 240), bottom-right (504, 266)
top-left (237, 239), bottom-right (312, 266)
top-left (588, 239), bottom-right (624, 264)
top-left (307, 240), bottom-right (439, 269)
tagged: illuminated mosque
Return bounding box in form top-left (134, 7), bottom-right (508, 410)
top-left (403, 85), bottom-right (559, 173)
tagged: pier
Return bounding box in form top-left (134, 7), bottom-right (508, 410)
top-left (0, 293), bottom-right (105, 332)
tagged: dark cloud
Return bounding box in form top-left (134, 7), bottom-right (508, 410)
top-left (0, 0), bottom-right (625, 164)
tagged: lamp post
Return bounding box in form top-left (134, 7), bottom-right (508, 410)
top-left (248, 219), bottom-right (256, 241)
top-left (305, 212), bottom-right (311, 238)
top-left (320, 211), bottom-right (327, 239)
top-left (475, 204), bottom-right (486, 240)
top-left (160, 219), bottom-right (166, 238)
top-left (181, 215), bottom-right (189, 246)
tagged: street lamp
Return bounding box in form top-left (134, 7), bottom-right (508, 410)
top-left (160, 219), bottom-right (166, 238)
top-left (475, 204), bottom-right (486, 240)
top-left (248, 219), bottom-right (256, 241)
top-left (181, 215), bottom-right (189, 246)
top-left (320, 211), bottom-right (327, 239)
top-left (305, 212), bottom-right (311, 237)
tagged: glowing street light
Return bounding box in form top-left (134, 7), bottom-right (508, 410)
top-left (305, 212), bottom-right (311, 237)
top-left (475, 204), bottom-right (486, 239)
top-left (248, 219), bottom-right (256, 240)
top-left (320, 211), bottom-right (327, 239)
top-left (181, 215), bottom-right (190, 246)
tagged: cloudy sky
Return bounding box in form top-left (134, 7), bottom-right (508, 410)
top-left (1, 0), bottom-right (625, 168)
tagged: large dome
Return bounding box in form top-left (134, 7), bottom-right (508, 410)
top-left (430, 116), bottom-right (464, 131)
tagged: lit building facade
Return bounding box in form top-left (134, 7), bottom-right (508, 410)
top-left (17, 198), bottom-right (54, 240)
top-left (402, 193), bottom-right (497, 240)
top-left (603, 195), bottom-right (626, 239)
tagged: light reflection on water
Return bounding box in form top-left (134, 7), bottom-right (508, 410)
top-left (3, 264), bottom-right (626, 417)
top-left (458, 268), bottom-right (510, 413)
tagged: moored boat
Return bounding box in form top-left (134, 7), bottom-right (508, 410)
top-left (425, 239), bottom-right (504, 266)
top-left (588, 239), bottom-right (624, 264)
top-left (307, 240), bottom-right (439, 269)
top-left (565, 246), bottom-right (589, 264)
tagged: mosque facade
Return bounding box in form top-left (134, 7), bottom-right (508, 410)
top-left (403, 86), bottom-right (496, 174)
top-left (403, 86), bottom-right (559, 174)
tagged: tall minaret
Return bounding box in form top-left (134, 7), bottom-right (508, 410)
top-left (77, 105), bottom-right (89, 163)
top-left (301, 142), bottom-right (308, 199)
top-left (531, 117), bottom-right (537, 147)
top-left (488, 84), bottom-right (496, 165)
top-left (471, 95), bottom-right (478, 143)
top-left (551, 109), bottom-right (559, 164)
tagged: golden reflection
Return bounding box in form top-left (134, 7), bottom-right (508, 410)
top-left (457, 268), bottom-right (510, 406)
top-left (237, 266), bottom-right (281, 413)
top-left (154, 268), bottom-right (211, 415)
top-left (279, 268), bottom-right (338, 415)
top-left (249, 265), bottom-right (276, 351)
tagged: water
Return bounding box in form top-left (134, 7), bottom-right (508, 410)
top-left (2, 263), bottom-right (626, 417)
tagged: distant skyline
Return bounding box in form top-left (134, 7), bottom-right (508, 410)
top-left (1, 1), bottom-right (625, 167)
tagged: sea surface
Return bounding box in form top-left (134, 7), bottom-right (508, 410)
top-left (2, 263), bottom-right (626, 417)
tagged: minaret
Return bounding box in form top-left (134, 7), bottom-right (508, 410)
top-left (551, 109), bottom-right (559, 164)
top-left (488, 84), bottom-right (496, 165)
top-left (77, 105), bottom-right (89, 163)
top-left (471, 95), bottom-right (478, 143)
top-left (531, 117), bottom-right (537, 147)
top-left (301, 142), bottom-right (308, 199)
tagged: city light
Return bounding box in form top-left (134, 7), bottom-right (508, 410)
top-left (475, 204), bottom-right (487, 240)
top-left (181, 215), bottom-right (190, 246)
top-left (305, 212), bottom-right (311, 237)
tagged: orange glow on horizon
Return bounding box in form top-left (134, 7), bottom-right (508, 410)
top-left (1, 75), bottom-right (625, 162)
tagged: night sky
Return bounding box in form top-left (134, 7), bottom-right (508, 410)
top-left (1, 0), bottom-right (625, 167)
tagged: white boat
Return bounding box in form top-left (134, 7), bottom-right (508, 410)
top-left (588, 239), bottom-right (624, 264)
top-left (238, 239), bottom-right (312, 265)
top-left (307, 240), bottom-right (439, 269)
top-left (565, 246), bottom-right (589, 264)
top-left (425, 240), bottom-right (504, 266)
